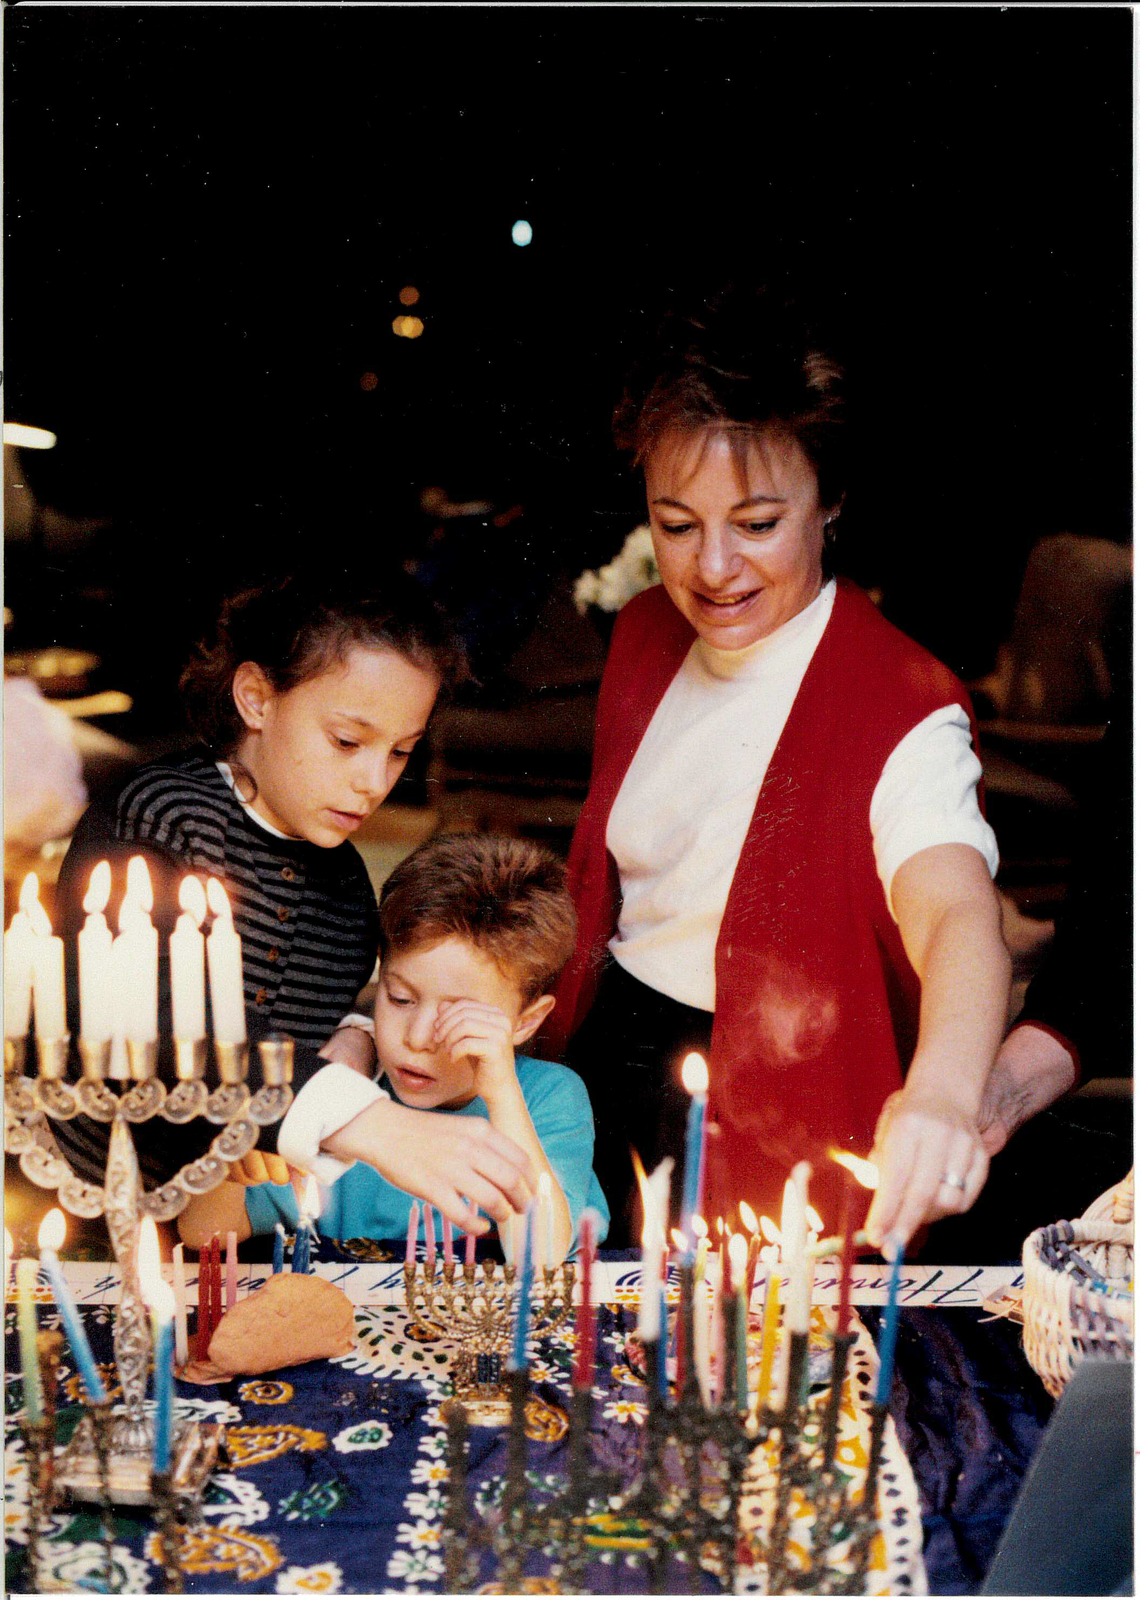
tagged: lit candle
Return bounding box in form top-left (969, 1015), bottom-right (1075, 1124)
top-left (293, 1177), bottom-right (318, 1275)
top-left (405, 1201), bottom-right (420, 1266)
top-left (78, 862), bottom-right (114, 1043)
top-left (39, 1209), bottom-right (106, 1401)
top-left (537, 1172), bottom-right (554, 1271)
top-left (692, 1272), bottom-right (712, 1408)
top-left (206, 878), bottom-right (246, 1044)
top-left (172, 1243), bottom-right (189, 1366)
top-left (16, 1258), bottom-right (43, 1422)
top-left (27, 893), bottom-right (66, 1040)
top-left (170, 876), bottom-right (207, 1041)
top-left (424, 1205), bottom-right (436, 1271)
top-left (139, 1221), bottom-right (174, 1474)
top-left (874, 1236), bottom-right (905, 1406)
top-left (272, 1224), bottom-right (286, 1277)
top-left (509, 1204), bottom-right (535, 1371)
top-left (442, 1215), bottom-right (454, 1268)
top-left (637, 1156), bottom-right (672, 1342)
top-left (122, 856), bottom-right (158, 1042)
top-left (756, 1267), bottom-right (781, 1409)
top-left (3, 876), bottom-right (37, 1039)
top-left (729, 1232), bottom-right (749, 1412)
top-left (739, 1200), bottom-right (762, 1305)
top-left (781, 1166), bottom-right (812, 1335)
top-left (679, 1053), bottom-right (708, 1254)
top-left (693, 1215), bottom-right (709, 1284)
top-left (225, 1231), bottom-right (238, 1312)
top-left (572, 1208), bottom-right (599, 1391)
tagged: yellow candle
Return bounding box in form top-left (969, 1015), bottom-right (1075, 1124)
top-left (170, 876), bottom-right (207, 1041)
top-left (16, 1258), bottom-right (43, 1422)
top-left (78, 862), bottom-right (114, 1043)
top-left (756, 1268), bottom-right (782, 1409)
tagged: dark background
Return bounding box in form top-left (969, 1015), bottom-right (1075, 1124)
top-left (5, 5), bottom-right (1132, 731)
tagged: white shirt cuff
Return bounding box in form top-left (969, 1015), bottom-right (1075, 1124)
top-left (277, 1062), bottom-right (389, 1185)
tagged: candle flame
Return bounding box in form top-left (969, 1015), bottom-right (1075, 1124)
top-left (680, 1052), bottom-right (708, 1096)
top-left (738, 1200), bottom-right (759, 1236)
top-left (691, 1214), bottom-right (708, 1239)
top-left (670, 1228), bottom-right (687, 1252)
top-left (728, 1232), bottom-right (748, 1283)
top-left (300, 1176), bottom-right (320, 1220)
top-left (125, 856), bottom-right (154, 915)
top-left (206, 877), bottom-right (233, 921)
top-left (26, 896), bottom-right (52, 938)
top-left (178, 875), bottom-right (208, 926)
top-left (18, 873), bottom-right (41, 917)
top-left (715, 1216), bottom-right (725, 1240)
top-left (148, 1276), bottom-right (175, 1320)
top-left (759, 1214), bottom-right (781, 1245)
top-left (83, 861), bottom-right (112, 916)
top-left (137, 1215), bottom-right (162, 1305)
top-left (38, 1209), bottom-right (65, 1252)
top-left (830, 1148), bottom-right (880, 1190)
top-left (806, 1204), bottom-right (824, 1235)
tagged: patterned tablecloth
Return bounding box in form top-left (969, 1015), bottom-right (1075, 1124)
top-left (4, 1258), bottom-right (1049, 1596)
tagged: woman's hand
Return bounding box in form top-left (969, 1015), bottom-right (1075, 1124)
top-left (864, 1084), bottom-right (989, 1248)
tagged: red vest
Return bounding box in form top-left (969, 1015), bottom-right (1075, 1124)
top-left (545, 579), bottom-right (979, 1225)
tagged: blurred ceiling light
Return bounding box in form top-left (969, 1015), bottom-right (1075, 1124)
top-left (392, 315), bottom-right (424, 340)
top-left (4, 423), bottom-right (56, 450)
top-left (511, 219), bottom-right (533, 247)
top-left (398, 285), bottom-right (420, 307)
top-left (359, 371), bottom-right (379, 391)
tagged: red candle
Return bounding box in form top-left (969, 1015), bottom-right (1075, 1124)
top-left (225, 1230), bottom-right (237, 1313)
top-left (442, 1216), bottom-right (454, 1267)
top-left (210, 1234), bottom-right (221, 1341)
top-left (836, 1170), bottom-right (855, 1336)
top-left (572, 1211), bottom-right (597, 1391)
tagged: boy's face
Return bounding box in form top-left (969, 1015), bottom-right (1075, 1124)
top-left (375, 935), bottom-right (544, 1109)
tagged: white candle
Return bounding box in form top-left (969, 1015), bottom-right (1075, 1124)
top-left (692, 1272), bottom-right (712, 1408)
top-left (206, 878), bottom-right (246, 1044)
top-left (78, 862), bottom-right (114, 1043)
top-left (4, 880), bottom-right (36, 1038)
top-left (172, 1243), bottom-right (189, 1367)
top-left (170, 876), bottom-right (207, 1041)
top-left (537, 1172), bottom-right (554, 1271)
top-left (782, 1162), bottom-right (813, 1334)
top-left (636, 1157), bottom-right (673, 1342)
top-left (122, 857), bottom-right (158, 1043)
top-left (27, 893), bottom-right (66, 1040)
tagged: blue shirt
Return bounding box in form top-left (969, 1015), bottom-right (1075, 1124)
top-left (244, 1054), bottom-right (610, 1245)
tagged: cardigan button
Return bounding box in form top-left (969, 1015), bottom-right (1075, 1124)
top-left (267, 948), bottom-right (279, 963)
top-left (281, 866), bottom-right (296, 882)
top-left (255, 988), bottom-right (268, 1006)
top-left (276, 906), bottom-right (290, 922)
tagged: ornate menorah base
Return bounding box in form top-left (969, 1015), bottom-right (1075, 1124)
top-left (54, 1413), bottom-right (223, 1512)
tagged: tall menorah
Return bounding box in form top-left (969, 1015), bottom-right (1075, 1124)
top-left (5, 1028), bottom-right (294, 1503)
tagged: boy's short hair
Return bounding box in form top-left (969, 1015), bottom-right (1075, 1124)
top-left (378, 833), bottom-right (577, 1001)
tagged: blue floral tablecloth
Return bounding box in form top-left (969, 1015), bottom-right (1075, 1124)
top-left (4, 1265), bottom-right (1051, 1596)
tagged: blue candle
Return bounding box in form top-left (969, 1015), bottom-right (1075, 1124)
top-left (41, 1247), bottom-right (107, 1402)
top-left (509, 1205), bottom-right (535, 1371)
top-left (679, 1054), bottom-right (708, 1257)
top-left (272, 1224), bottom-right (285, 1276)
top-left (149, 1285), bottom-right (175, 1474)
top-left (657, 1285), bottom-right (669, 1396)
top-left (874, 1235), bottom-right (904, 1406)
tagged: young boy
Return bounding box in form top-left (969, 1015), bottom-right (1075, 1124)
top-left (179, 835), bottom-right (609, 1260)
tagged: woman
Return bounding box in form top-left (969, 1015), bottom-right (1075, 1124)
top-left (544, 288), bottom-right (1010, 1248)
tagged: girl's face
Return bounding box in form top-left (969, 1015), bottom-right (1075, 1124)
top-left (233, 646), bottom-right (440, 846)
top-left (645, 428), bottom-right (830, 652)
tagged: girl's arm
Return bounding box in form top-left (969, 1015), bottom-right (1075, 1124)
top-left (865, 843), bottom-right (1011, 1248)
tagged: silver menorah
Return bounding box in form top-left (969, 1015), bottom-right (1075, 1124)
top-left (4, 1030), bottom-right (294, 1505)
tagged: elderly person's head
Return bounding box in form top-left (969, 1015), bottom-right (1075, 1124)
top-left (614, 287), bottom-right (847, 651)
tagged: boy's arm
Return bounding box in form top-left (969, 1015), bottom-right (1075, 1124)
top-left (178, 1183), bottom-right (253, 1250)
top-left (434, 1002), bottom-right (574, 1262)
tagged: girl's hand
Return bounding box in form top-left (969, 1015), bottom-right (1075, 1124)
top-left (433, 1000), bottom-right (519, 1104)
top-left (864, 1085), bottom-right (989, 1249)
top-left (228, 1151), bottom-right (295, 1186)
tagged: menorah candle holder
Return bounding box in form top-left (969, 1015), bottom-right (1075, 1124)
top-left (441, 1276), bottom-right (895, 1596)
top-left (403, 1256), bottom-right (576, 1420)
top-left (4, 1033), bottom-right (292, 1507)
top-left (150, 1470), bottom-right (186, 1593)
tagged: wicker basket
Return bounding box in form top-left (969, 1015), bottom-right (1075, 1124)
top-left (1021, 1170), bottom-right (1133, 1399)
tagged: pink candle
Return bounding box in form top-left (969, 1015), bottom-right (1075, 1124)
top-left (405, 1202), bottom-right (420, 1266)
top-left (572, 1211), bottom-right (598, 1391)
top-left (465, 1225), bottom-right (476, 1268)
top-left (225, 1231), bottom-right (237, 1312)
top-left (424, 1205), bottom-right (436, 1268)
top-left (442, 1216), bottom-right (454, 1267)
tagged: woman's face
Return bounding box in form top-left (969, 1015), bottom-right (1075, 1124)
top-left (645, 428), bottom-right (830, 651)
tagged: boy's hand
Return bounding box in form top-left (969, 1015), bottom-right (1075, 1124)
top-left (434, 1001), bottom-right (518, 1104)
top-left (321, 1097), bottom-right (535, 1233)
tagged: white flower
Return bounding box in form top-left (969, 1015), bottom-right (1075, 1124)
top-left (332, 1419), bottom-right (392, 1453)
top-left (573, 569), bottom-right (600, 613)
top-left (395, 1519), bottom-right (442, 1550)
top-left (386, 1545), bottom-right (444, 1582)
top-left (403, 1488), bottom-right (445, 1519)
top-left (602, 1397), bottom-right (648, 1426)
top-left (276, 1560), bottom-right (343, 1593)
top-left (409, 1457), bottom-right (451, 1485)
top-left (573, 526), bottom-right (660, 614)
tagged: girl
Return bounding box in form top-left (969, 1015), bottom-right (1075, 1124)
top-left (52, 570), bottom-right (535, 1234)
